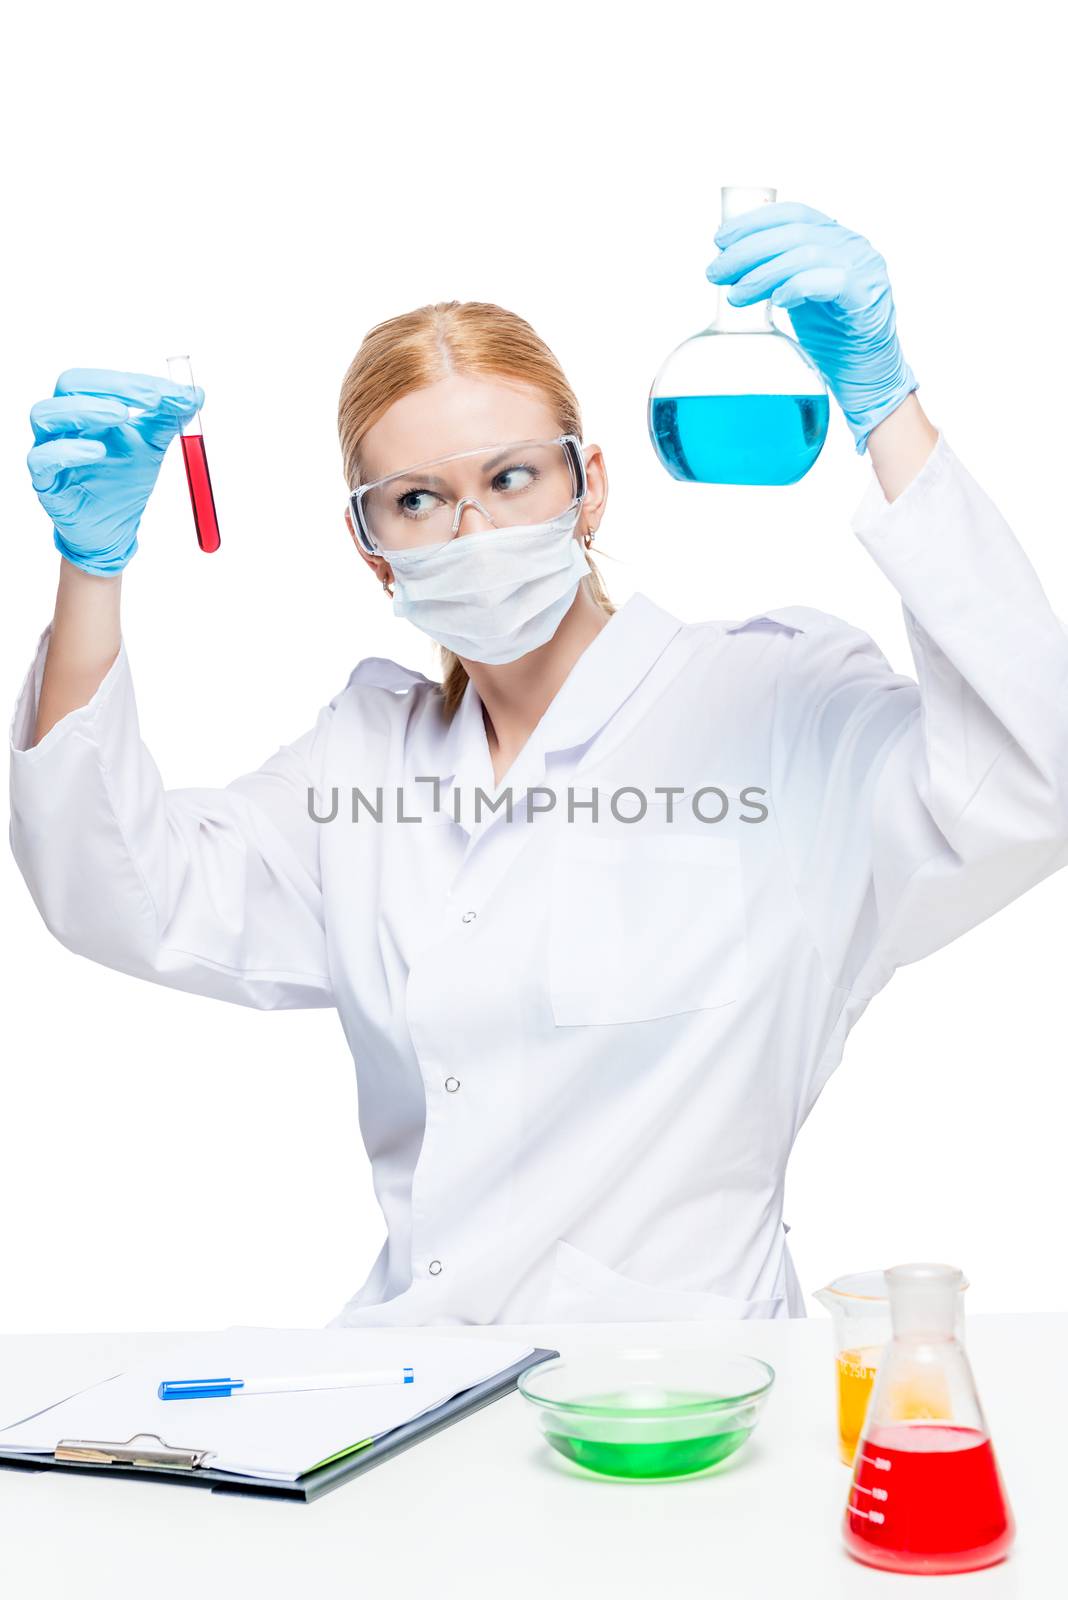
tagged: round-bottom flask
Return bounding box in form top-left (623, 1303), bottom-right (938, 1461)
top-left (648, 185), bottom-right (829, 486)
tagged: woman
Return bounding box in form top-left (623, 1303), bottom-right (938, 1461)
top-left (11, 204), bottom-right (1068, 1325)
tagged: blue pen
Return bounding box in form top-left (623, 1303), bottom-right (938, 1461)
top-left (159, 1366), bottom-right (415, 1400)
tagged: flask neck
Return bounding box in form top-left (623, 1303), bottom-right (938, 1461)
top-left (887, 1263), bottom-right (966, 1339)
top-left (712, 288), bottom-right (774, 334)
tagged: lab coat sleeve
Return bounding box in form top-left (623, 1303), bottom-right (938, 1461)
top-left (8, 624), bottom-right (335, 1009)
top-left (771, 432), bottom-right (1068, 1000)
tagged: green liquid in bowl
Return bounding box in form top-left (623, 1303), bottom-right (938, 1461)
top-left (545, 1424), bottom-right (752, 1479)
top-left (542, 1388), bottom-right (754, 1480)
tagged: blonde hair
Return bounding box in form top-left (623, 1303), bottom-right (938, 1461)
top-left (338, 300), bottom-right (614, 719)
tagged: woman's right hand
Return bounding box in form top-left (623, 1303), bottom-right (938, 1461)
top-left (27, 368), bottom-right (203, 576)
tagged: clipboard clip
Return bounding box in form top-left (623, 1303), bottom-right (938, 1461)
top-left (55, 1432), bottom-right (211, 1470)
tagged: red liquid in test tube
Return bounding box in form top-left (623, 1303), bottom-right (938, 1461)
top-left (179, 434), bottom-right (221, 553)
top-left (166, 355), bottom-right (221, 553)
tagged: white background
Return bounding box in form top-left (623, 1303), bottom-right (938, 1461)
top-left (2, 0), bottom-right (1065, 1334)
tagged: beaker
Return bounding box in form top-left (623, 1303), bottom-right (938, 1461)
top-left (843, 1263), bottom-right (1015, 1576)
top-left (815, 1270), bottom-right (968, 1465)
top-left (648, 185), bottom-right (829, 485)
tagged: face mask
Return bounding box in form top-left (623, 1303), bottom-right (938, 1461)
top-left (385, 501), bottom-right (589, 665)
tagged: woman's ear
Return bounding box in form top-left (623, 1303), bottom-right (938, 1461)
top-left (345, 508), bottom-right (394, 589)
top-left (581, 443), bottom-right (608, 538)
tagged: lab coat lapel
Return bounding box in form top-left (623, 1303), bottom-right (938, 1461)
top-left (439, 593), bottom-right (685, 839)
top-left (437, 678), bottom-right (497, 835)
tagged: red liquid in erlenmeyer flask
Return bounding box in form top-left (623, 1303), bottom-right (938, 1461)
top-left (179, 434), bottom-right (221, 553)
top-left (845, 1423), bottom-right (1014, 1575)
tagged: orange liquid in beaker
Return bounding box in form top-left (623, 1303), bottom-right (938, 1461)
top-left (837, 1347), bottom-right (880, 1465)
top-left (838, 1345), bottom-right (955, 1465)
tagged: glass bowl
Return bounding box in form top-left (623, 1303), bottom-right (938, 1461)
top-left (516, 1346), bottom-right (775, 1480)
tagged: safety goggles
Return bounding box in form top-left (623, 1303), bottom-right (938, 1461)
top-left (349, 434), bottom-right (587, 556)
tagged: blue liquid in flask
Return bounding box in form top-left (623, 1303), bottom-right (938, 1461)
top-left (650, 394), bottom-right (829, 486)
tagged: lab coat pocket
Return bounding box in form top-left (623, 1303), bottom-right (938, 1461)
top-left (547, 1239), bottom-right (784, 1322)
top-left (548, 832), bottom-right (747, 1025)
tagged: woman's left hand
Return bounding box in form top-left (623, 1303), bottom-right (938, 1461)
top-left (707, 202), bottom-right (918, 455)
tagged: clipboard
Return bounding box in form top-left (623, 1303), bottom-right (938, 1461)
top-left (0, 1347), bottom-right (558, 1502)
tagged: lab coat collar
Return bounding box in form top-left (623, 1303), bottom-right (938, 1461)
top-left (438, 592), bottom-right (685, 813)
top-left (724, 607), bottom-right (808, 636)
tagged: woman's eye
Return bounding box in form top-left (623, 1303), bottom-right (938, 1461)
top-left (396, 489), bottom-right (440, 518)
top-left (493, 465), bottom-right (537, 493)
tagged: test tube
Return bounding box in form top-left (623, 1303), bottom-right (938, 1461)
top-left (166, 355), bottom-right (221, 553)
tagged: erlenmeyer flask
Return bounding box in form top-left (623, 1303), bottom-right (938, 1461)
top-left (648, 185), bottom-right (829, 486)
top-left (844, 1263), bottom-right (1015, 1575)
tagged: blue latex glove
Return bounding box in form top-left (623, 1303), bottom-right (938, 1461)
top-left (27, 369), bottom-right (204, 575)
top-left (706, 203), bottom-right (918, 454)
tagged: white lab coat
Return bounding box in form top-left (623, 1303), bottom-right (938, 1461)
top-left (9, 433), bottom-right (1068, 1324)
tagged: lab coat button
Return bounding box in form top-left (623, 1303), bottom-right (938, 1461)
top-left (444, 1076), bottom-right (461, 1092)
top-left (428, 1259), bottom-right (443, 1275)
top-left (461, 910), bottom-right (477, 924)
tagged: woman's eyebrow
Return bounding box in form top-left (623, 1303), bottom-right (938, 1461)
top-left (481, 446), bottom-right (523, 472)
top-left (389, 443), bottom-right (531, 487)
top-left (393, 468), bottom-right (450, 488)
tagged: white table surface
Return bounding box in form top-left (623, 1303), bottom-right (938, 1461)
top-left (0, 1314), bottom-right (1056, 1599)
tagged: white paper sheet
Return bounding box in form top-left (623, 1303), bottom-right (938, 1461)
top-left (0, 1327), bottom-right (535, 1481)
top-left (0, 1332), bottom-right (166, 1431)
